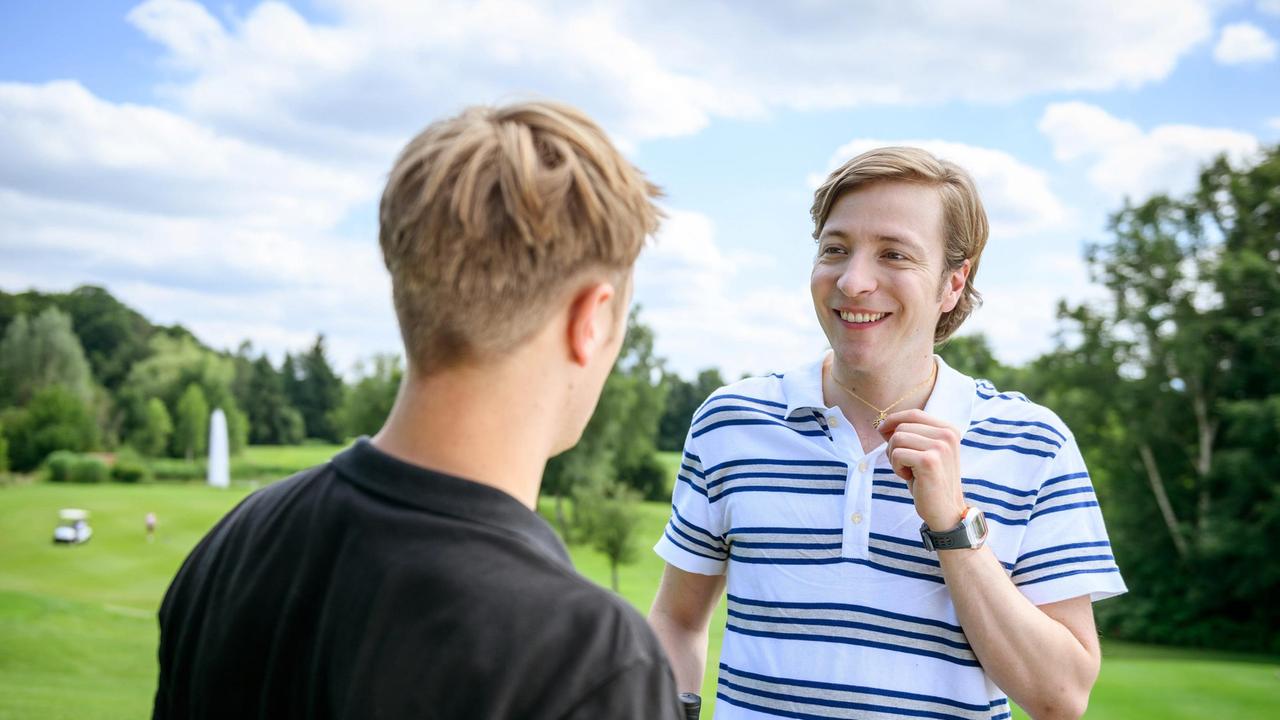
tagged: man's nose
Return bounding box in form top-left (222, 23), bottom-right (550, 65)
top-left (836, 254), bottom-right (876, 297)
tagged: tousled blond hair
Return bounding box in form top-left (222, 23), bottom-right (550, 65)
top-left (380, 101), bottom-right (662, 374)
top-left (810, 146), bottom-right (989, 343)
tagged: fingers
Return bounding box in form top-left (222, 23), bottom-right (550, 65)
top-left (889, 446), bottom-right (924, 483)
top-left (889, 443), bottom-right (949, 481)
top-left (878, 410), bottom-right (958, 440)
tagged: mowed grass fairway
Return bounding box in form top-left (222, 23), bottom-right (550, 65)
top-left (2, 448), bottom-right (1277, 719)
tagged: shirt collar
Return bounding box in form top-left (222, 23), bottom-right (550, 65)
top-left (331, 438), bottom-right (572, 568)
top-left (782, 351), bottom-right (975, 431)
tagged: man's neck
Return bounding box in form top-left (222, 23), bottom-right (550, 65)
top-left (824, 350), bottom-right (938, 433)
top-left (371, 363), bottom-right (559, 511)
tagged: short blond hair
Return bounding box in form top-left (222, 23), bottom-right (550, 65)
top-left (810, 146), bottom-right (989, 343)
top-left (380, 101), bottom-right (663, 374)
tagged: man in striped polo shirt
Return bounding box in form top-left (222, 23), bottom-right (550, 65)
top-left (648, 147), bottom-right (1126, 720)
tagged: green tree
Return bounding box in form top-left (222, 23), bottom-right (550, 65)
top-left (658, 367), bottom-right (728, 452)
top-left (131, 398), bottom-right (174, 457)
top-left (338, 354), bottom-right (402, 439)
top-left (1, 385), bottom-right (99, 472)
top-left (573, 481), bottom-right (641, 592)
top-left (289, 336), bottom-right (344, 442)
top-left (118, 335), bottom-right (247, 456)
top-left (611, 311), bottom-right (669, 500)
top-left (59, 285), bottom-right (159, 391)
top-left (0, 307), bottom-right (95, 407)
top-left (937, 332), bottom-right (1017, 389)
top-left (174, 384), bottom-right (209, 461)
top-left (0, 285), bottom-right (167, 394)
top-left (544, 308), bottom-right (670, 524)
top-left (1045, 146), bottom-right (1280, 652)
top-left (657, 372), bottom-right (697, 451)
top-left (243, 354), bottom-right (305, 444)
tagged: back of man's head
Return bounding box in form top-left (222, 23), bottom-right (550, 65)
top-left (380, 101), bottom-right (663, 376)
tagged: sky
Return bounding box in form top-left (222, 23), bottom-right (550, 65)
top-left (2, 0), bottom-right (1278, 380)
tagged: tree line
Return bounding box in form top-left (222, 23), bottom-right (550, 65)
top-left (0, 287), bottom-right (402, 472)
top-left (1, 146), bottom-right (1277, 651)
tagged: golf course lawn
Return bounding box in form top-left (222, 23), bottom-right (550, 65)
top-left (1, 447), bottom-right (1276, 719)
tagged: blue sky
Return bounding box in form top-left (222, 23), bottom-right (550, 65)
top-left (2, 0), bottom-right (1278, 379)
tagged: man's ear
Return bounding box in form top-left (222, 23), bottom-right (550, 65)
top-left (940, 259), bottom-right (971, 313)
top-left (567, 281), bottom-right (617, 367)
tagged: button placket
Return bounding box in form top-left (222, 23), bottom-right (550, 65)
top-left (841, 445), bottom-right (874, 560)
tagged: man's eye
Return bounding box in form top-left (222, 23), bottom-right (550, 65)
top-left (822, 246), bottom-right (845, 255)
top-left (883, 251), bottom-right (907, 261)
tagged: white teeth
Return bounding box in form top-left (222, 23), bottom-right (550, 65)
top-left (840, 311), bottom-right (886, 324)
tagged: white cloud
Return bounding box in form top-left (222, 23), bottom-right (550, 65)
top-left (0, 77), bottom-right (395, 375)
top-left (0, 186), bottom-right (397, 372)
top-left (123, 0), bottom-right (1216, 156)
top-left (0, 80), bottom-right (371, 226)
top-left (1213, 22), bottom-right (1278, 64)
top-left (1269, 116), bottom-right (1280, 130)
top-left (0, 0), bottom-right (1237, 379)
top-left (635, 210), bottom-right (826, 379)
top-left (1039, 102), bottom-right (1260, 200)
top-left (812, 140), bottom-right (1069, 241)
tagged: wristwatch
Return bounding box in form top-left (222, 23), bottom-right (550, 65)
top-left (920, 506), bottom-right (988, 551)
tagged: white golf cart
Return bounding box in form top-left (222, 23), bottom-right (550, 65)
top-left (53, 508), bottom-right (93, 545)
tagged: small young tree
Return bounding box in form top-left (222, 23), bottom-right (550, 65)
top-left (174, 384), bottom-right (209, 461)
top-left (132, 397), bottom-right (174, 457)
top-left (574, 481), bottom-right (641, 592)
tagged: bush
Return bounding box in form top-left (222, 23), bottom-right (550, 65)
top-left (70, 455), bottom-right (110, 484)
top-left (44, 450), bottom-right (78, 483)
top-left (2, 385), bottom-right (99, 472)
top-left (618, 453), bottom-right (670, 501)
top-left (148, 457), bottom-right (205, 481)
top-left (0, 423), bottom-right (8, 474)
top-left (111, 447), bottom-right (152, 483)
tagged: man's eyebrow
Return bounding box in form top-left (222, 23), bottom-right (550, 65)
top-left (876, 234), bottom-right (925, 253)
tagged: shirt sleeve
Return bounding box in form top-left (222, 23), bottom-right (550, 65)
top-left (556, 659), bottom-right (685, 720)
top-left (1011, 430), bottom-right (1128, 605)
top-left (653, 431), bottom-right (730, 575)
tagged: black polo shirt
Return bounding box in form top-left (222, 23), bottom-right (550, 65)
top-left (154, 439), bottom-right (683, 719)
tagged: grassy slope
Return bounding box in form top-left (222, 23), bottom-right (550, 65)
top-left (1, 447), bottom-right (1277, 719)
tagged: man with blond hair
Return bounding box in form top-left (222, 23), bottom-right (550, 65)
top-left (649, 147), bottom-right (1126, 719)
top-left (154, 102), bottom-right (684, 719)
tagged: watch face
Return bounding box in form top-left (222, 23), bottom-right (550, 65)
top-left (971, 510), bottom-right (987, 541)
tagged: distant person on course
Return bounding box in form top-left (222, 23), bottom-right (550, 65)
top-left (154, 101), bottom-right (685, 719)
top-left (647, 147), bottom-right (1127, 720)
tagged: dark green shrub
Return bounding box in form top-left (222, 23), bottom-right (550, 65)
top-left (3, 386), bottom-right (98, 472)
top-left (149, 457), bottom-right (205, 481)
top-left (111, 447), bottom-right (151, 484)
top-left (45, 450), bottom-right (78, 483)
top-left (618, 453), bottom-right (670, 501)
top-left (70, 455), bottom-right (109, 484)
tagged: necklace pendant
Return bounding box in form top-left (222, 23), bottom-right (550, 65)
top-left (873, 413), bottom-right (886, 429)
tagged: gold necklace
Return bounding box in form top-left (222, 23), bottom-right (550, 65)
top-left (829, 359), bottom-right (938, 429)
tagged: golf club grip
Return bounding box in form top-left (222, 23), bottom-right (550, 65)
top-left (678, 692), bottom-right (701, 720)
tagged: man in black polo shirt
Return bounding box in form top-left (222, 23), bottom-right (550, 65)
top-left (154, 101), bottom-right (684, 719)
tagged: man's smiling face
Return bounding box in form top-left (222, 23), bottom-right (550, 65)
top-left (810, 180), bottom-right (968, 376)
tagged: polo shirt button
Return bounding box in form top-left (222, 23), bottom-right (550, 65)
top-left (857, 461), bottom-right (868, 473)
top-left (851, 512), bottom-right (863, 525)
top-left (829, 416), bottom-right (839, 428)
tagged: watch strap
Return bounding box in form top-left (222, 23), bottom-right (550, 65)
top-left (919, 506), bottom-right (987, 551)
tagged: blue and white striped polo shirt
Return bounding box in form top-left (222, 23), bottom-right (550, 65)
top-left (654, 353), bottom-right (1127, 720)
